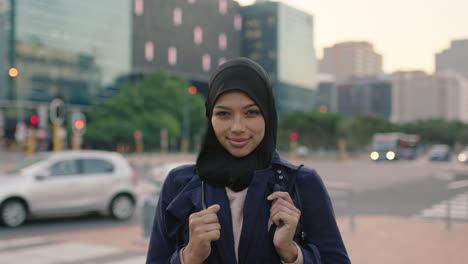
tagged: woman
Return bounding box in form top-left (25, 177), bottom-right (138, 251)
top-left (146, 58), bottom-right (350, 264)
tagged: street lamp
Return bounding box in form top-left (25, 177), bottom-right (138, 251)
top-left (8, 67), bottom-right (19, 77)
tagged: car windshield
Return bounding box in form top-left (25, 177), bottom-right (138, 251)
top-left (372, 141), bottom-right (396, 151)
top-left (6, 157), bottom-right (45, 175)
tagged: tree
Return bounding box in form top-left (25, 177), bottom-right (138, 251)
top-left (84, 71), bottom-right (206, 151)
top-left (347, 115), bottom-right (397, 148)
top-left (400, 119), bottom-right (465, 147)
top-left (278, 111), bottom-right (343, 150)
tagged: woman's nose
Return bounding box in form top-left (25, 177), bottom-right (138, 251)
top-left (231, 116), bottom-right (246, 132)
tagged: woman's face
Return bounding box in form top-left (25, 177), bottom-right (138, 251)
top-left (211, 91), bottom-right (265, 158)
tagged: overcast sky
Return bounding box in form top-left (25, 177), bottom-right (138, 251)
top-left (237, 0), bottom-right (468, 73)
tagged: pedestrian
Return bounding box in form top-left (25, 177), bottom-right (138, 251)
top-left (146, 57), bottom-right (350, 263)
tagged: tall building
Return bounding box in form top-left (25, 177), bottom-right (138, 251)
top-left (338, 76), bottom-right (392, 120)
top-left (132, 0), bottom-right (242, 94)
top-left (0, 0), bottom-right (132, 140)
top-left (391, 71), bottom-right (468, 123)
top-left (318, 75), bottom-right (392, 120)
top-left (319, 41), bottom-right (383, 82)
top-left (0, 0), bottom-right (131, 106)
top-left (241, 1), bottom-right (317, 115)
top-left (436, 39), bottom-right (468, 80)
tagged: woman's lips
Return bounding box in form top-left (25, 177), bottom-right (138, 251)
top-left (229, 138), bottom-right (249, 148)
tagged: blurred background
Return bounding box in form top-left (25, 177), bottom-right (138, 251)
top-left (0, 0), bottom-right (467, 263)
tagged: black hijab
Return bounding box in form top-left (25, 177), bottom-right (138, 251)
top-left (196, 57), bottom-right (277, 192)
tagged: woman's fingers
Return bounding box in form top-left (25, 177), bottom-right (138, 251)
top-left (189, 204), bottom-right (221, 244)
top-left (268, 191), bottom-right (294, 204)
top-left (270, 198), bottom-right (301, 216)
top-left (268, 193), bottom-right (301, 227)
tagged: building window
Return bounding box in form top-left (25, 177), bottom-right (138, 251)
top-left (173, 8), bottom-right (182, 26)
top-left (145, 41), bottom-right (154, 61)
top-left (168, 46), bottom-right (177, 66)
top-left (219, 0), bottom-right (227, 14)
top-left (188, 0), bottom-right (196, 4)
top-left (202, 54), bottom-right (211, 72)
top-left (267, 16), bottom-right (276, 25)
top-left (218, 57), bottom-right (226, 66)
top-left (134, 0), bottom-right (144, 16)
top-left (218, 33), bottom-right (227, 50)
top-left (234, 15), bottom-right (242, 31)
top-left (194, 26), bottom-right (203, 45)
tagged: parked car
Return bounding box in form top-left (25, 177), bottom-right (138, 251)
top-left (0, 150), bottom-right (138, 227)
top-left (428, 144), bottom-right (451, 161)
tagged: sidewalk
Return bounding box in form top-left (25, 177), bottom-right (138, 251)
top-left (1, 216), bottom-right (467, 263)
top-left (338, 216), bottom-right (468, 264)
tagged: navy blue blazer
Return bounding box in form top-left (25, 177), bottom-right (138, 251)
top-left (146, 153), bottom-right (351, 263)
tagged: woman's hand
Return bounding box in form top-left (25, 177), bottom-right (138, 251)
top-left (183, 204), bottom-right (221, 264)
top-left (268, 192), bottom-right (301, 263)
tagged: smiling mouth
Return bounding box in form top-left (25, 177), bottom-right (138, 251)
top-left (229, 138), bottom-right (250, 148)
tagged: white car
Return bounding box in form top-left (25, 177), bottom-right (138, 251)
top-left (0, 150), bottom-right (138, 227)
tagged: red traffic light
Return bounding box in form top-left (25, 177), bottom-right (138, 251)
top-left (290, 132), bottom-right (298, 141)
top-left (133, 130), bottom-right (142, 140)
top-left (74, 120), bottom-right (85, 130)
top-left (188, 86), bottom-right (197, 94)
top-left (30, 115), bottom-right (39, 125)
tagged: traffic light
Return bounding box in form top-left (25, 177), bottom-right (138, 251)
top-left (29, 115), bottom-right (39, 127)
top-left (290, 132), bottom-right (299, 141)
top-left (188, 86), bottom-right (197, 94)
top-left (73, 119), bottom-right (86, 134)
top-left (71, 112), bottom-right (86, 135)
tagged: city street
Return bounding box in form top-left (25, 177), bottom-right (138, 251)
top-left (1, 152), bottom-right (467, 263)
top-left (1, 153), bottom-right (465, 236)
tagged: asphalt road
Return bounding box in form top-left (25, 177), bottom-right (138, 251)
top-left (1, 153), bottom-right (465, 238)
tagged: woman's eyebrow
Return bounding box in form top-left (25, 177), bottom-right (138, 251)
top-left (214, 105), bottom-right (231, 110)
top-left (242, 103), bottom-right (257, 109)
top-left (214, 104), bottom-right (257, 110)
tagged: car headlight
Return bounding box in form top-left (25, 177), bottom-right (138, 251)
top-left (370, 152), bottom-right (379, 160)
top-left (386, 151), bottom-right (396, 160)
top-left (458, 153), bottom-right (467, 162)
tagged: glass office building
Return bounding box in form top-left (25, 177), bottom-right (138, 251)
top-left (1, 0), bottom-right (131, 106)
top-left (132, 0), bottom-right (242, 95)
top-left (242, 2), bottom-right (317, 115)
top-left (0, 0), bottom-right (10, 102)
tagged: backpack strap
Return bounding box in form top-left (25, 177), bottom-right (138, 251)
top-left (290, 164), bottom-right (306, 244)
top-left (267, 164), bottom-right (306, 263)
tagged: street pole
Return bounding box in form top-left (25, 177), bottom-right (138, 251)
top-left (181, 89), bottom-right (190, 153)
top-left (53, 121), bottom-right (61, 151)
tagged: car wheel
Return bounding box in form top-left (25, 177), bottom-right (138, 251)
top-left (110, 195), bottom-right (135, 220)
top-left (1, 199), bottom-right (27, 227)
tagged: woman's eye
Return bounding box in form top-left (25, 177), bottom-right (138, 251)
top-left (215, 111), bottom-right (230, 117)
top-left (246, 109), bottom-right (261, 116)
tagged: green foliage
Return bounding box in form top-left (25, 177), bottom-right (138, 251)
top-left (278, 112), bottom-right (468, 150)
top-left (278, 112), bottom-right (343, 150)
top-left (399, 119), bottom-right (466, 146)
top-left (346, 115), bottom-right (398, 148)
top-left (84, 71), bottom-right (206, 150)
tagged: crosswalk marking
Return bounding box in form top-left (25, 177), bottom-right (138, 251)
top-left (415, 191), bottom-right (468, 220)
top-left (0, 237), bottom-right (146, 264)
top-left (0, 237), bottom-right (48, 250)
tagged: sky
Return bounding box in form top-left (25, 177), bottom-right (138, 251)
top-left (237, 0), bottom-right (468, 73)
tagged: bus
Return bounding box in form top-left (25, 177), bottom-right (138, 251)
top-left (370, 132), bottom-right (422, 161)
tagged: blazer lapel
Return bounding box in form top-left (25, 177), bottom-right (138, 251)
top-left (238, 168), bottom-right (275, 263)
top-left (204, 183), bottom-right (237, 264)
